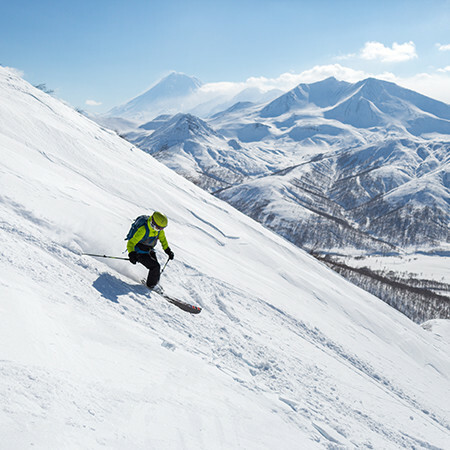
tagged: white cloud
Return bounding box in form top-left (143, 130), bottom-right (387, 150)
top-left (397, 72), bottom-right (450, 103)
top-left (198, 65), bottom-right (376, 98)
top-left (437, 43), bottom-right (450, 51)
top-left (85, 99), bottom-right (102, 106)
top-left (232, 64), bottom-right (450, 104)
top-left (199, 81), bottom-right (245, 96)
top-left (289, 64), bottom-right (368, 84)
top-left (360, 41), bottom-right (418, 62)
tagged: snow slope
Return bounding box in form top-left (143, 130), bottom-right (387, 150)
top-left (1, 67), bottom-right (450, 449)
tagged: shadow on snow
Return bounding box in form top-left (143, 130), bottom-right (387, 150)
top-left (93, 272), bottom-right (145, 303)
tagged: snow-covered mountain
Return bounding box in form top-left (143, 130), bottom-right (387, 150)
top-left (107, 72), bottom-right (203, 122)
top-left (261, 77), bottom-right (450, 135)
top-left (2, 67), bottom-right (450, 449)
top-left (123, 77), bottom-right (450, 254)
top-left (125, 113), bottom-right (266, 190)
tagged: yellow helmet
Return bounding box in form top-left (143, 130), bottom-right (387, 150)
top-left (151, 211), bottom-right (168, 230)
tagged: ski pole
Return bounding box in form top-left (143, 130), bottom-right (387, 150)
top-left (82, 253), bottom-right (130, 261)
top-left (160, 257), bottom-right (170, 275)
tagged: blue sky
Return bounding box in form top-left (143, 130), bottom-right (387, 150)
top-left (1, 0), bottom-right (450, 111)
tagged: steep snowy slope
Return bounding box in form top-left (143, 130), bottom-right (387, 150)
top-left (1, 67), bottom-right (450, 449)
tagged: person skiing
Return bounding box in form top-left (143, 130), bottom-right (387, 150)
top-left (127, 211), bottom-right (174, 288)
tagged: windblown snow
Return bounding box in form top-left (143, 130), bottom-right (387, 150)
top-left (1, 67), bottom-right (449, 449)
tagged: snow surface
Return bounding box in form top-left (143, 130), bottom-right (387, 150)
top-left (422, 319), bottom-right (450, 343)
top-left (343, 254), bottom-right (450, 283)
top-left (1, 67), bottom-right (450, 449)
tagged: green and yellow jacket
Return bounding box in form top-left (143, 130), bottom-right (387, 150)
top-left (127, 218), bottom-right (169, 254)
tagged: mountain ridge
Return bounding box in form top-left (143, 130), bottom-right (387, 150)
top-left (122, 76), bottom-right (449, 256)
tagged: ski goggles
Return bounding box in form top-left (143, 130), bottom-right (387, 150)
top-left (151, 218), bottom-right (165, 231)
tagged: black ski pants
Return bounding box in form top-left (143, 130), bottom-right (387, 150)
top-left (137, 251), bottom-right (161, 288)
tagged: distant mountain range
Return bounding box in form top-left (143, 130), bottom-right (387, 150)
top-left (103, 71), bottom-right (282, 124)
top-left (102, 75), bottom-right (450, 254)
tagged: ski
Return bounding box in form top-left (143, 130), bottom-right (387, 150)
top-left (161, 294), bottom-right (202, 314)
top-left (141, 281), bottom-right (202, 314)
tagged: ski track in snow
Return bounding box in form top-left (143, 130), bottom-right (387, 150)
top-left (2, 207), bottom-right (447, 449)
top-left (188, 210), bottom-right (240, 240)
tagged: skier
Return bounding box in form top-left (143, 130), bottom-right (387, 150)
top-left (127, 212), bottom-right (174, 288)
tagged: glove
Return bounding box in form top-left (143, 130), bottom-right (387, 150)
top-left (128, 251), bottom-right (138, 264)
top-left (165, 247), bottom-right (174, 260)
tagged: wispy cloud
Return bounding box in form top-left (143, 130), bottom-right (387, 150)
top-left (397, 71), bottom-right (450, 103)
top-left (243, 66), bottom-right (370, 90)
top-left (436, 43), bottom-right (450, 51)
top-left (360, 41), bottom-right (418, 62)
top-left (85, 99), bottom-right (102, 106)
top-left (285, 64), bottom-right (371, 84)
